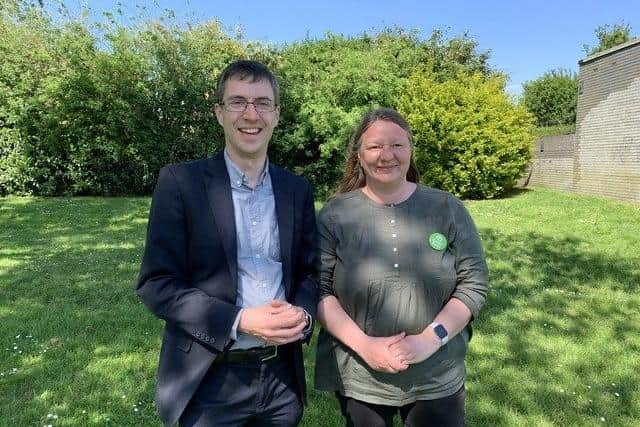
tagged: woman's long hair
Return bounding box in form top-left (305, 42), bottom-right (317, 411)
top-left (335, 108), bottom-right (420, 195)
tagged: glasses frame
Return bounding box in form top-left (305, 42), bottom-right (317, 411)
top-left (219, 98), bottom-right (278, 113)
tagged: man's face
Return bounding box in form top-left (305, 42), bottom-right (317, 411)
top-left (214, 77), bottom-right (280, 162)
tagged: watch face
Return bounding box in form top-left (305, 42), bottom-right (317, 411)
top-left (434, 324), bottom-right (448, 339)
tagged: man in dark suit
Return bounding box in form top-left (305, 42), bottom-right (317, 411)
top-left (137, 60), bottom-right (318, 427)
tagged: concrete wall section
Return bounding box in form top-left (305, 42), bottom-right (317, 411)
top-left (526, 135), bottom-right (575, 191)
top-left (575, 40), bottom-right (640, 203)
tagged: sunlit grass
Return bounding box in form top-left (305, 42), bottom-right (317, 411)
top-left (1, 189), bottom-right (639, 426)
top-left (534, 124), bottom-right (575, 138)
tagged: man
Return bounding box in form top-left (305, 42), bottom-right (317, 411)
top-left (137, 60), bottom-right (318, 427)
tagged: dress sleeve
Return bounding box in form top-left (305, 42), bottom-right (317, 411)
top-left (317, 204), bottom-right (339, 299)
top-left (449, 197), bottom-right (489, 320)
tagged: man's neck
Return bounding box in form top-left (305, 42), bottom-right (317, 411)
top-left (224, 149), bottom-right (267, 188)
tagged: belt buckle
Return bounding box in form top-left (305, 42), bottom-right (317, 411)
top-left (261, 346), bottom-right (278, 361)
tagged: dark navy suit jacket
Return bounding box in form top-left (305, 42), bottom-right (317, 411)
top-left (136, 152), bottom-right (318, 426)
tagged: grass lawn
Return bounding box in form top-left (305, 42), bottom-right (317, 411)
top-left (1, 187), bottom-right (639, 426)
top-left (534, 125), bottom-right (576, 139)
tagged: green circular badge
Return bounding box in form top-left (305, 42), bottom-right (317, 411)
top-left (428, 232), bottom-right (448, 251)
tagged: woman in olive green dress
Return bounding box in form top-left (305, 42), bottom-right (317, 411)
top-left (315, 108), bottom-right (488, 427)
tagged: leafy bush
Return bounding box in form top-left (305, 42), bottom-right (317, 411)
top-left (275, 29), bottom-right (494, 197)
top-left (0, 4), bottom-right (245, 195)
top-left (0, 5), bottom-right (66, 195)
top-left (1, 2), bottom-right (529, 200)
top-left (399, 69), bottom-right (535, 199)
top-left (521, 69), bottom-right (578, 128)
top-left (275, 31), bottom-right (418, 196)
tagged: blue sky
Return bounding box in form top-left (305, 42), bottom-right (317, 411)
top-left (63, 0), bottom-right (639, 96)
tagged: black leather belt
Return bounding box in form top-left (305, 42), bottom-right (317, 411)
top-left (218, 346), bottom-right (279, 363)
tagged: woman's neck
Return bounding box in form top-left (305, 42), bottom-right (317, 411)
top-left (361, 181), bottom-right (416, 206)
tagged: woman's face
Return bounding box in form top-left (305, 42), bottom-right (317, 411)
top-left (358, 120), bottom-right (412, 189)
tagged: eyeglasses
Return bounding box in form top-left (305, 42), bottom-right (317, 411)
top-left (220, 98), bottom-right (277, 113)
top-left (362, 142), bottom-right (411, 154)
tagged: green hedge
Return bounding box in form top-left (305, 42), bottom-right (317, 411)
top-left (399, 69), bottom-right (534, 199)
top-left (521, 69), bottom-right (578, 128)
top-left (0, 3), bottom-right (532, 199)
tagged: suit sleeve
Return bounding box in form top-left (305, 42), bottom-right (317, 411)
top-left (292, 180), bottom-right (319, 342)
top-left (136, 165), bottom-right (240, 352)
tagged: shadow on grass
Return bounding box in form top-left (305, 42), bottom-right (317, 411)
top-left (304, 225), bottom-right (639, 426)
top-left (466, 227), bottom-right (639, 425)
top-left (486, 187), bottom-right (534, 200)
top-left (0, 197), bottom-right (162, 425)
top-left (1, 198), bottom-right (638, 425)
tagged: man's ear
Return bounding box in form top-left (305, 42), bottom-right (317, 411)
top-left (214, 104), bottom-right (223, 126)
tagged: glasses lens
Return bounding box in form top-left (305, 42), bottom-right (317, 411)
top-left (226, 101), bottom-right (246, 112)
top-left (254, 101), bottom-right (274, 112)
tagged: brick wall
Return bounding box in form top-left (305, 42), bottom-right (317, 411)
top-left (574, 39), bottom-right (640, 203)
top-left (524, 134), bottom-right (575, 191)
top-left (523, 39), bottom-right (640, 203)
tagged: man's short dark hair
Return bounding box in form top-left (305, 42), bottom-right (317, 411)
top-left (215, 60), bottom-right (280, 104)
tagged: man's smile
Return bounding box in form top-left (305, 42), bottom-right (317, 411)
top-left (238, 127), bottom-right (262, 135)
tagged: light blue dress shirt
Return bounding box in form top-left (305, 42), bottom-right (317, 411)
top-left (224, 151), bottom-right (286, 350)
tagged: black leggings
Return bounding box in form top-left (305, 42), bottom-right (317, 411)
top-left (336, 385), bottom-right (465, 427)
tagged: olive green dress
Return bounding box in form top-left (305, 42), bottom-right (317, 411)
top-left (314, 186), bottom-right (488, 405)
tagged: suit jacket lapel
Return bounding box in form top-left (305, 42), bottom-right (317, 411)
top-left (271, 165), bottom-right (294, 298)
top-left (204, 154), bottom-right (238, 290)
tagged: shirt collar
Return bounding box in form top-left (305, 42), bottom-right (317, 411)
top-left (223, 149), bottom-right (269, 189)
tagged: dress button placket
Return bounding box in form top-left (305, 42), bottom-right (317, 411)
top-left (388, 210), bottom-right (399, 271)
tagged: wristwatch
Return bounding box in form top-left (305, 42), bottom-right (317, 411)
top-left (429, 322), bottom-right (449, 345)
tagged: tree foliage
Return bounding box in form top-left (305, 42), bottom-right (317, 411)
top-left (1, 4), bottom-right (243, 195)
top-left (399, 69), bottom-right (534, 199)
top-left (583, 22), bottom-right (634, 56)
top-left (521, 69), bottom-right (578, 127)
top-left (0, 2), bottom-right (533, 199)
top-left (275, 28), bottom-right (495, 196)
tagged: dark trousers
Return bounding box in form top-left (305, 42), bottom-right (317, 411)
top-left (179, 355), bottom-right (302, 427)
top-left (337, 385), bottom-right (465, 427)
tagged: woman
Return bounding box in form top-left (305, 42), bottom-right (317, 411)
top-left (315, 108), bottom-right (488, 427)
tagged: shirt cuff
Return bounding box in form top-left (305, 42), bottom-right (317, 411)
top-left (230, 309), bottom-right (243, 340)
